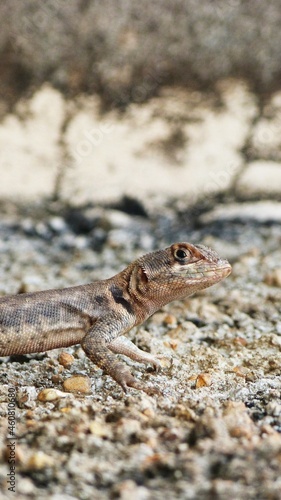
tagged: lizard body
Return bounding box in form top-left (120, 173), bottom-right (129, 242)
top-left (0, 242), bottom-right (231, 392)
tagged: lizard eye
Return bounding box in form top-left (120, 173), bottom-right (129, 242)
top-left (174, 248), bottom-right (189, 262)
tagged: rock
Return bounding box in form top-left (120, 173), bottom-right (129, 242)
top-left (63, 376), bottom-right (92, 394)
top-left (264, 269), bottom-right (281, 287)
top-left (58, 352), bottom-right (75, 368)
top-left (38, 388), bottom-right (69, 402)
top-left (199, 201), bottom-right (281, 224)
top-left (223, 401), bottom-right (256, 439)
top-left (195, 373), bottom-right (212, 388)
top-left (26, 451), bottom-right (54, 470)
top-left (89, 420), bottom-right (112, 438)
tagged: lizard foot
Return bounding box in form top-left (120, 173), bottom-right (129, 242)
top-left (115, 368), bottom-right (160, 395)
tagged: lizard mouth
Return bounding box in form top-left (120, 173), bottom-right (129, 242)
top-left (206, 264), bottom-right (232, 277)
top-left (180, 263), bottom-right (232, 280)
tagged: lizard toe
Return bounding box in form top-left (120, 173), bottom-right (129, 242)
top-left (154, 355), bottom-right (173, 370)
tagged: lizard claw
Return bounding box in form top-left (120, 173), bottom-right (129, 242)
top-left (117, 369), bottom-right (144, 393)
top-left (117, 369), bottom-right (161, 395)
top-left (153, 355), bottom-right (173, 371)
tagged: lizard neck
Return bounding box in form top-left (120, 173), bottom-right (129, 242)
top-left (117, 262), bottom-right (164, 324)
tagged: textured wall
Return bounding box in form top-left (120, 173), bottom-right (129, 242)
top-left (1, 0), bottom-right (281, 107)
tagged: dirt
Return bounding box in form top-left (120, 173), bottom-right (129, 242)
top-left (0, 197), bottom-right (280, 499)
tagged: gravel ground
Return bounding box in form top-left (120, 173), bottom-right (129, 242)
top-left (0, 197), bottom-right (280, 499)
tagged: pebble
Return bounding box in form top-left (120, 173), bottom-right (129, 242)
top-left (264, 268), bottom-right (281, 287)
top-left (265, 401), bottom-right (281, 417)
top-left (105, 209), bottom-right (133, 229)
top-left (223, 401), bottom-right (256, 439)
top-left (51, 373), bottom-right (64, 384)
top-left (63, 376), bottom-right (92, 393)
top-left (17, 386), bottom-right (38, 407)
top-left (233, 337), bottom-right (248, 347)
top-left (195, 373), bottom-right (212, 388)
top-left (3, 444), bottom-right (24, 464)
top-left (58, 352), bottom-right (75, 368)
top-left (200, 201), bottom-right (281, 224)
top-left (38, 388), bottom-right (69, 402)
top-left (233, 366), bottom-right (250, 378)
top-left (175, 404), bottom-right (197, 422)
top-left (48, 216), bottom-right (68, 233)
top-left (16, 477), bottom-right (37, 495)
top-left (26, 451), bottom-right (54, 470)
top-left (164, 338), bottom-right (179, 350)
top-left (163, 314), bottom-right (178, 328)
top-left (115, 418), bottom-right (142, 440)
top-left (112, 480), bottom-right (150, 500)
top-left (89, 420), bottom-right (112, 438)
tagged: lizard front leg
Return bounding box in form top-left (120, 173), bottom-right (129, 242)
top-left (81, 315), bottom-right (158, 394)
top-left (108, 335), bottom-right (162, 370)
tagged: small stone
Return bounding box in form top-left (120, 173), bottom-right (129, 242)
top-left (25, 409), bottom-right (34, 419)
top-left (175, 404), bottom-right (197, 421)
top-left (168, 323), bottom-right (196, 341)
top-left (163, 314), bottom-right (177, 328)
top-left (38, 388), bottom-right (69, 402)
top-left (17, 477), bottom-right (36, 495)
top-left (112, 480), bottom-right (149, 500)
top-left (4, 444), bottom-right (24, 464)
top-left (265, 401), bottom-right (281, 417)
top-left (264, 269), bottom-right (281, 287)
top-left (223, 401), bottom-right (256, 439)
top-left (164, 339), bottom-right (178, 350)
top-left (63, 375), bottom-right (92, 394)
top-left (106, 210), bottom-right (132, 229)
top-left (26, 420), bottom-right (37, 428)
top-left (108, 229), bottom-right (133, 248)
top-left (48, 216), bottom-right (67, 233)
top-left (150, 312), bottom-right (167, 325)
top-left (141, 452), bottom-right (172, 471)
top-left (17, 386), bottom-right (37, 407)
top-left (233, 337), bottom-right (248, 346)
top-left (89, 420), bottom-right (111, 438)
top-left (268, 357), bottom-right (280, 370)
top-left (142, 407), bottom-right (156, 419)
top-left (233, 366), bottom-right (250, 377)
top-left (160, 427), bottom-right (181, 441)
top-left (51, 374), bottom-right (64, 384)
top-left (58, 352), bottom-right (75, 368)
top-left (115, 418), bottom-right (141, 439)
top-left (27, 452), bottom-right (54, 470)
top-left (60, 407), bottom-right (72, 414)
top-left (195, 373), bottom-right (212, 388)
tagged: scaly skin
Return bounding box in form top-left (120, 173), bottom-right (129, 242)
top-left (0, 242), bottom-right (231, 393)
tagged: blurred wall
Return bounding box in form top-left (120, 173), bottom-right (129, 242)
top-left (1, 0), bottom-right (281, 108)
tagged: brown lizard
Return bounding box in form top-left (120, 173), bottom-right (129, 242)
top-left (0, 242), bottom-right (231, 393)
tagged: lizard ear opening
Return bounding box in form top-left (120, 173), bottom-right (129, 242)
top-left (129, 264), bottom-right (149, 294)
top-left (140, 265), bottom-right (149, 282)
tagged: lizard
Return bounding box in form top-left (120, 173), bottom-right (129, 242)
top-left (0, 242), bottom-right (231, 393)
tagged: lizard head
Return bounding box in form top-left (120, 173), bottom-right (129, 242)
top-left (131, 242), bottom-right (232, 313)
